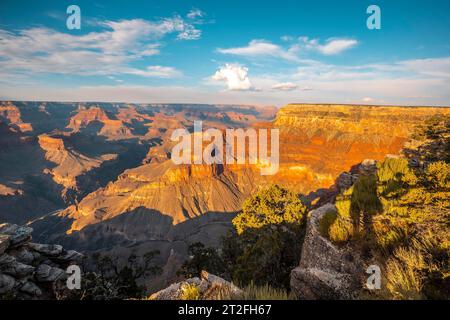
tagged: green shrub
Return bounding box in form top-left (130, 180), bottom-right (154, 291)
top-left (232, 184), bottom-right (307, 235)
top-left (224, 224), bottom-right (304, 290)
top-left (335, 187), bottom-right (353, 218)
top-left (177, 242), bottom-right (226, 279)
top-left (350, 175), bottom-right (383, 219)
top-left (318, 210), bottom-right (338, 238)
top-left (377, 158), bottom-right (418, 198)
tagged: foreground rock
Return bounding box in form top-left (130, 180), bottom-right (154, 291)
top-left (149, 271), bottom-right (242, 300)
top-left (290, 204), bottom-right (366, 299)
top-left (0, 223), bottom-right (82, 299)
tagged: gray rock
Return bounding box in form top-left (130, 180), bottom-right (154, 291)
top-left (0, 223), bottom-right (17, 234)
top-left (40, 259), bottom-right (58, 267)
top-left (0, 234), bottom-right (10, 255)
top-left (149, 277), bottom-right (201, 300)
top-left (35, 264), bottom-right (65, 282)
top-left (0, 273), bottom-right (16, 294)
top-left (149, 271), bottom-right (242, 300)
top-left (0, 253), bottom-right (35, 277)
top-left (359, 159), bottom-right (377, 175)
top-left (0, 253), bottom-right (15, 266)
top-left (336, 172), bottom-right (354, 192)
top-left (20, 281), bottom-right (42, 296)
top-left (10, 247), bottom-right (35, 265)
top-left (28, 243), bottom-right (63, 256)
top-left (0, 223), bottom-right (33, 246)
top-left (408, 158), bottom-right (423, 168)
top-left (290, 204), bottom-right (365, 299)
top-left (55, 250), bottom-right (83, 263)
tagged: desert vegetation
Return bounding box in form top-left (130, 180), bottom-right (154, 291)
top-left (59, 251), bottom-right (162, 300)
top-left (178, 184), bottom-right (308, 293)
top-left (320, 115), bottom-right (450, 299)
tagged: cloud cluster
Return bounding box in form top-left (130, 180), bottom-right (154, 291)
top-left (204, 56), bottom-right (450, 105)
top-left (218, 40), bottom-right (299, 61)
top-left (271, 82), bottom-right (298, 91)
top-left (211, 64), bottom-right (253, 91)
top-left (298, 37), bottom-right (358, 55)
top-left (217, 36), bottom-right (358, 62)
top-left (0, 14), bottom-right (203, 79)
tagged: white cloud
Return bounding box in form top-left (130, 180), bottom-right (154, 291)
top-left (217, 40), bottom-right (299, 61)
top-left (211, 64), bottom-right (253, 91)
top-left (217, 37), bottom-right (358, 62)
top-left (0, 14), bottom-right (202, 79)
top-left (187, 8), bottom-right (204, 20)
top-left (299, 37), bottom-right (358, 55)
top-left (398, 57), bottom-right (450, 78)
top-left (272, 82), bottom-right (298, 91)
top-left (281, 35), bottom-right (294, 42)
top-left (125, 66), bottom-right (182, 78)
top-left (176, 26), bottom-right (201, 40)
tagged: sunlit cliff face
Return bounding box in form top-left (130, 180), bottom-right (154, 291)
top-left (266, 104), bottom-right (450, 193)
top-left (57, 103), bottom-right (450, 233)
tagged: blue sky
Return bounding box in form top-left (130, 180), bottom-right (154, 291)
top-left (0, 0), bottom-right (449, 106)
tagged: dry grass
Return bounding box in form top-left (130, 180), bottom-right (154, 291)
top-left (180, 283), bottom-right (201, 300)
top-left (223, 282), bottom-right (292, 300)
top-left (328, 217), bottom-right (354, 243)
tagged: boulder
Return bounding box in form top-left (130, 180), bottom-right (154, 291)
top-left (0, 223), bottom-right (33, 246)
top-left (28, 243), bottom-right (63, 256)
top-left (290, 204), bottom-right (365, 299)
top-left (149, 271), bottom-right (242, 300)
top-left (0, 253), bottom-right (15, 266)
top-left (359, 159), bottom-right (377, 175)
top-left (149, 277), bottom-right (201, 300)
top-left (9, 247), bottom-right (35, 265)
top-left (55, 250), bottom-right (83, 263)
top-left (0, 235), bottom-right (10, 255)
top-left (0, 254), bottom-right (35, 277)
top-left (20, 281), bottom-right (42, 296)
top-left (35, 264), bottom-right (66, 282)
top-left (0, 224), bottom-right (82, 299)
top-left (336, 172), bottom-right (356, 192)
top-left (0, 273), bottom-right (16, 294)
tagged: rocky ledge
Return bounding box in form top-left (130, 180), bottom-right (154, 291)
top-left (0, 223), bottom-right (83, 299)
top-left (150, 270), bottom-right (242, 300)
top-left (290, 204), bottom-right (366, 299)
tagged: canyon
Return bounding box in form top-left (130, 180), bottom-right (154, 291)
top-left (0, 101), bottom-right (448, 291)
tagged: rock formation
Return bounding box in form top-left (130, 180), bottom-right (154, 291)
top-left (149, 270), bottom-right (242, 300)
top-left (0, 103), bottom-right (33, 132)
top-left (67, 106), bottom-right (134, 140)
top-left (38, 134), bottom-right (117, 195)
top-left (290, 204), bottom-right (366, 299)
top-left (290, 159), bottom-right (378, 299)
top-left (0, 223), bottom-right (82, 299)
